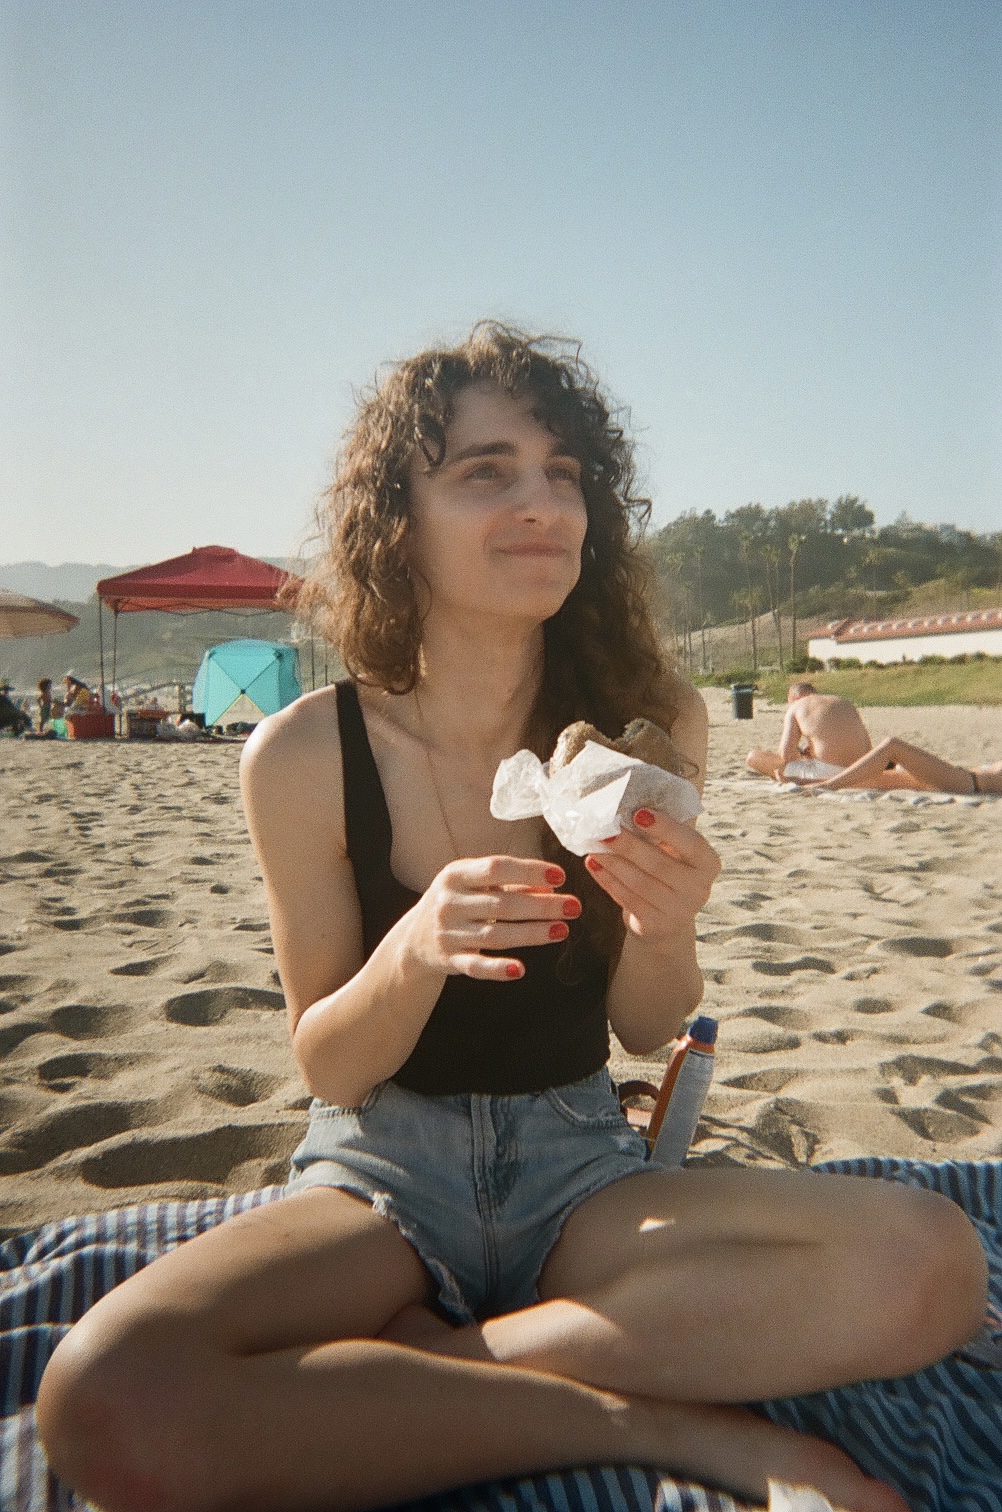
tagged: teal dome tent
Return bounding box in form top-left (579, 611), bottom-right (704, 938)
top-left (192, 640), bottom-right (301, 728)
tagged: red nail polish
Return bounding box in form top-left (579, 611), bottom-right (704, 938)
top-left (562, 898), bottom-right (582, 918)
top-left (585, 856), bottom-right (602, 873)
top-left (549, 921), bottom-right (569, 941)
top-left (545, 866), bottom-right (565, 885)
top-left (633, 809), bottom-right (656, 828)
top-left (506, 962), bottom-right (523, 978)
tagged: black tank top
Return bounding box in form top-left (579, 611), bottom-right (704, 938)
top-left (336, 680), bottom-right (610, 1095)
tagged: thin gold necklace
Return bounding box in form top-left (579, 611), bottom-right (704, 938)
top-left (413, 684), bottom-right (463, 861)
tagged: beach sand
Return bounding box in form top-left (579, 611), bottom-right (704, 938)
top-left (1, 693), bottom-right (1000, 1237)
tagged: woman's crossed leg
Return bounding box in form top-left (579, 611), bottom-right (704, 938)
top-left (37, 1168), bottom-right (986, 1512)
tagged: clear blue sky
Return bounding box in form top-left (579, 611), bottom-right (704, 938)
top-left (2, 0), bottom-right (999, 566)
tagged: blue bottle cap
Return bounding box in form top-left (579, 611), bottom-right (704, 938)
top-left (690, 1015), bottom-right (718, 1045)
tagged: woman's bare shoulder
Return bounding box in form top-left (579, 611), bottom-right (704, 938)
top-left (240, 686), bottom-right (344, 813)
top-left (668, 679), bottom-right (709, 791)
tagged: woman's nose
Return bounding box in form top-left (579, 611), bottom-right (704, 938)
top-left (517, 466), bottom-right (559, 518)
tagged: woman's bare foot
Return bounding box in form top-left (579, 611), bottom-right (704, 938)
top-left (626, 1400), bottom-right (908, 1512)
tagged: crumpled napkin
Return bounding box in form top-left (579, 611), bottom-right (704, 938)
top-left (766, 1483), bottom-right (838, 1512)
top-left (490, 739), bottom-right (702, 856)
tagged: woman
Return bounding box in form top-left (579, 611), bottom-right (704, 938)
top-left (37, 676), bottom-right (53, 733)
top-left (785, 734), bottom-right (1002, 795)
top-left (38, 325), bottom-right (986, 1512)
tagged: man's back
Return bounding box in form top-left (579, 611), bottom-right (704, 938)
top-left (785, 693), bottom-right (872, 766)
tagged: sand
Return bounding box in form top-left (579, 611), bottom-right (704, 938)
top-left (1, 694), bottom-right (1000, 1238)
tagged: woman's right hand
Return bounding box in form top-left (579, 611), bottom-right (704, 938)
top-left (407, 856), bottom-right (581, 982)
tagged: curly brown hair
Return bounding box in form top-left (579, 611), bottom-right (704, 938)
top-left (296, 321), bottom-right (685, 748)
top-left (294, 322), bottom-right (690, 959)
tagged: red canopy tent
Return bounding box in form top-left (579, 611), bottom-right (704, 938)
top-left (97, 545), bottom-right (299, 613)
top-left (95, 546), bottom-right (304, 710)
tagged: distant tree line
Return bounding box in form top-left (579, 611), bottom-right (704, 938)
top-left (647, 498), bottom-right (1002, 672)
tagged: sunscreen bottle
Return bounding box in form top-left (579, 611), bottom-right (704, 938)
top-left (646, 1015), bottom-right (718, 1167)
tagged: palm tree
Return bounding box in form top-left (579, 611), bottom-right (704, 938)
top-left (739, 533), bottom-right (759, 671)
top-left (692, 546), bottom-right (707, 671)
top-left (788, 533), bottom-right (806, 663)
top-left (761, 543), bottom-right (785, 669)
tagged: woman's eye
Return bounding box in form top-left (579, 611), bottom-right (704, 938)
top-left (467, 463), bottom-right (501, 482)
top-left (549, 462), bottom-right (581, 485)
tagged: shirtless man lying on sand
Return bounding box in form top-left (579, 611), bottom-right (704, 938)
top-left (746, 683), bottom-right (872, 780)
top-left (747, 683), bottom-right (1002, 795)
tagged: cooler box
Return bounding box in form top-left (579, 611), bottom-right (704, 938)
top-left (66, 710), bottom-right (115, 739)
top-left (126, 710), bottom-right (163, 740)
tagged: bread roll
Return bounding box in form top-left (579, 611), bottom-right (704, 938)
top-left (550, 717), bottom-right (682, 776)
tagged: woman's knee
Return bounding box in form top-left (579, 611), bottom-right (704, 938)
top-left (874, 1186), bottom-right (987, 1367)
top-left (37, 1305), bottom-right (219, 1512)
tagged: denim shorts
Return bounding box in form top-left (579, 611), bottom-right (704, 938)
top-left (285, 1067), bottom-right (652, 1323)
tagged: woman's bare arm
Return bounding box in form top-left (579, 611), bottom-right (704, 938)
top-left (601, 683), bottom-right (717, 1054)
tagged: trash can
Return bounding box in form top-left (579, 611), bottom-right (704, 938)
top-left (730, 684), bottom-right (755, 720)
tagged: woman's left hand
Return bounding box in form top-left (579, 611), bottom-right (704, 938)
top-left (585, 808), bottom-right (721, 948)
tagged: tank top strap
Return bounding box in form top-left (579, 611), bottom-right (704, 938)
top-left (335, 679), bottom-right (394, 879)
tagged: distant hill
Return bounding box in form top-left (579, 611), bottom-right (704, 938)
top-left (0, 557), bottom-right (293, 604)
top-left (0, 562), bottom-right (134, 602)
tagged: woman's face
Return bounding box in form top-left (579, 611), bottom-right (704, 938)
top-left (407, 384), bottom-right (588, 628)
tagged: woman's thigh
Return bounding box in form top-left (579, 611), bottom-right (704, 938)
top-left (538, 1164), bottom-right (973, 1306)
top-left (87, 1186), bottom-right (434, 1355)
top-left (535, 1166), bottom-right (984, 1393)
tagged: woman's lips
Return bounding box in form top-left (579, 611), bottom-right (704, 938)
top-left (497, 543), bottom-right (571, 557)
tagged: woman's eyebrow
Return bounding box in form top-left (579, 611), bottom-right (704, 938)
top-left (445, 439), bottom-right (576, 466)
top-left (445, 441), bottom-right (515, 466)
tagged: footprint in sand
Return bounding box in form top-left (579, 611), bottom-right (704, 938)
top-left (163, 985), bottom-right (285, 1027)
top-left (892, 1105), bottom-right (985, 1143)
top-left (853, 997), bottom-right (895, 1015)
top-left (841, 964), bottom-right (880, 982)
top-left (49, 1003), bottom-right (133, 1040)
top-left (113, 906), bottom-right (173, 929)
top-left (813, 1027), bottom-right (854, 1045)
top-left (37, 1050), bottom-right (147, 1090)
top-left (722, 1068), bottom-right (796, 1093)
top-left (0, 1100), bottom-right (152, 1175)
top-left (109, 956), bottom-right (171, 977)
top-left (740, 1005), bottom-right (812, 1030)
top-left (0, 974), bottom-right (35, 1001)
top-left (879, 1053), bottom-right (974, 1084)
top-left (752, 956), bottom-right (835, 976)
top-left (195, 1064), bottom-right (283, 1107)
top-left (723, 1021), bottom-right (801, 1054)
top-left (751, 1099), bottom-right (820, 1165)
top-left (879, 937), bottom-right (954, 959)
top-left (727, 923), bottom-right (808, 946)
top-left (78, 1122), bottom-right (298, 1190)
top-left (936, 1083), bottom-right (1002, 1121)
top-left (922, 1001), bottom-right (968, 1024)
top-left (49, 913), bottom-right (98, 933)
top-left (0, 1020), bottom-right (50, 1056)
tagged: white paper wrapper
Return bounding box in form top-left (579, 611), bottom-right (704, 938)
top-left (767, 1481), bottom-right (838, 1512)
top-left (490, 740), bottom-right (702, 856)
